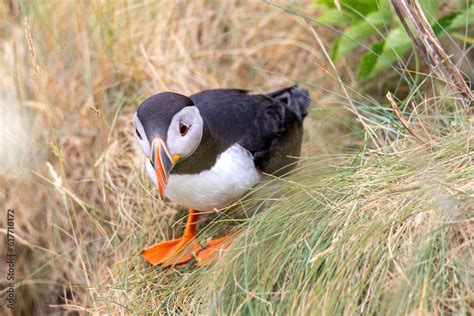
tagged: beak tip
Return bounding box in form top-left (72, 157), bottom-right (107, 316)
top-left (158, 186), bottom-right (165, 199)
top-left (151, 138), bottom-right (173, 200)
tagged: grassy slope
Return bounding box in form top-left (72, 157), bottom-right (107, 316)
top-left (189, 130), bottom-right (473, 315)
top-left (0, 1), bottom-right (472, 315)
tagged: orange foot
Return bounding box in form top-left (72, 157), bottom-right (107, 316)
top-left (141, 237), bottom-right (202, 266)
top-left (142, 208), bottom-right (201, 267)
top-left (195, 234), bottom-right (235, 266)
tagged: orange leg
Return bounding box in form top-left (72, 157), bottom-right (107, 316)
top-left (141, 208), bottom-right (202, 266)
top-left (195, 232), bottom-right (238, 266)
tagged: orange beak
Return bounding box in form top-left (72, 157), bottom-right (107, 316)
top-left (150, 138), bottom-right (173, 199)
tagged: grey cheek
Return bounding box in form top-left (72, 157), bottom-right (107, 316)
top-left (137, 130), bottom-right (151, 156)
top-left (133, 114), bottom-right (151, 156)
top-left (145, 158), bottom-right (157, 186)
top-left (140, 141), bottom-right (150, 157)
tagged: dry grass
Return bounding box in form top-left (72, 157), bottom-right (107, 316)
top-left (0, 0), bottom-right (472, 315)
top-left (0, 1), bottom-right (350, 314)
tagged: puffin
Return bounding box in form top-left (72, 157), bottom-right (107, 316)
top-left (133, 87), bottom-right (310, 266)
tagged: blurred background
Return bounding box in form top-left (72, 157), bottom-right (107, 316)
top-left (0, 0), bottom-right (472, 314)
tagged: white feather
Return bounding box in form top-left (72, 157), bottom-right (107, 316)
top-left (164, 144), bottom-right (261, 211)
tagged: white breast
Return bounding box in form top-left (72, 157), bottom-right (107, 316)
top-left (164, 144), bottom-right (261, 211)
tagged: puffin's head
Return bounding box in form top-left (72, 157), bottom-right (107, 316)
top-left (133, 92), bottom-right (204, 198)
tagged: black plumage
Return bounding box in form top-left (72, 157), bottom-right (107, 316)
top-left (137, 92), bottom-right (194, 141)
top-left (135, 86), bottom-right (311, 266)
top-left (172, 87), bottom-right (310, 175)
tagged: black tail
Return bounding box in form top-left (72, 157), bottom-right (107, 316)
top-left (264, 86), bottom-right (310, 120)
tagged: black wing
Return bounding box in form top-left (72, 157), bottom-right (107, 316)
top-left (172, 87), bottom-right (310, 175)
top-left (239, 87), bottom-right (310, 175)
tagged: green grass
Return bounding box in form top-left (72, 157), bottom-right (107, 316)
top-left (115, 122), bottom-right (471, 315)
top-left (0, 1), bottom-right (472, 315)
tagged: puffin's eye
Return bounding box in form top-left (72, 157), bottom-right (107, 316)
top-left (179, 123), bottom-right (189, 136)
top-left (135, 128), bottom-right (142, 140)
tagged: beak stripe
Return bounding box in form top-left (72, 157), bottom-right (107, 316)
top-left (151, 138), bottom-right (174, 199)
